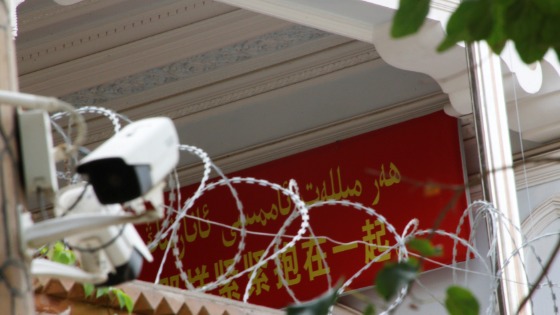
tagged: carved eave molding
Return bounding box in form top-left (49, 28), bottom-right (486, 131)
top-left (16, 0), bottom-right (244, 77)
top-left (18, 11), bottom-right (293, 97)
top-left (76, 37), bottom-right (378, 146)
top-left (218, 0), bottom-right (560, 144)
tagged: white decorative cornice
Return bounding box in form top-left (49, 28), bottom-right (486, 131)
top-left (371, 20), bottom-right (472, 117)
top-left (17, 0), bottom-right (238, 75)
top-left (367, 6), bottom-right (560, 145)
top-left (58, 25), bottom-right (333, 107)
top-left (216, 0), bottom-right (390, 43)
top-left (79, 39), bottom-right (378, 145)
top-left (164, 46), bottom-right (377, 118)
top-left (430, 0), bottom-right (460, 13)
top-left (371, 19), bottom-right (549, 120)
top-left (219, 0), bottom-right (560, 144)
top-left (17, 0), bottom-right (125, 34)
top-left (18, 9), bottom-right (293, 96)
top-left (506, 52), bottom-right (560, 143)
top-left (374, 20), bottom-right (560, 144)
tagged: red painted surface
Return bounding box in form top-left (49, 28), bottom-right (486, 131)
top-left (138, 111), bottom-right (469, 308)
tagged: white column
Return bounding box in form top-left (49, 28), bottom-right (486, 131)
top-left (467, 42), bottom-right (531, 314)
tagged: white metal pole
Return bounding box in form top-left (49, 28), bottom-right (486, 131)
top-left (467, 42), bottom-right (531, 314)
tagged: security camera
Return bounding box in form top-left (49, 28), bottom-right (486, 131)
top-left (28, 184), bottom-right (154, 286)
top-left (23, 114), bottom-right (178, 285)
top-left (77, 117), bottom-right (179, 204)
top-left (62, 184), bottom-right (154, 286)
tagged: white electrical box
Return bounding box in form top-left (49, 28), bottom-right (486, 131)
top-left (18, 109), bottom-right (58, 196)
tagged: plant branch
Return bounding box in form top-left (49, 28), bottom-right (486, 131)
top-left (516, 235), bottom-right (560, 314)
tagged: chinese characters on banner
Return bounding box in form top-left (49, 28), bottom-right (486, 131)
top-left (137, 111), bottom-right (469, 308)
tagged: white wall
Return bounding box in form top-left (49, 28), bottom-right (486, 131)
top-left (518, 179), bottom-right (560, 315)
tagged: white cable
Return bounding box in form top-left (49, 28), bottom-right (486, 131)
top-left (0, 90), bottom-right (87, 160)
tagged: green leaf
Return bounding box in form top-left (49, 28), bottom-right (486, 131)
top-left (52, 251), bottom-right (75, 265)
top-left (391, 0), bottom-right (431, 38)
top-left (512, 34), bottom-right (548, 64)
top-left (486, 14), bottom-right (507, 54)
top-left (485, 0), bottom-right (514, 54)
top-left (493, 0), bottom-right (515, 6)
top-left (96, 287), bottom-right (110, 299)
top-left (375, 261), bottom-right (419, 301)
top-left (505, 0), bottom-right (548, 63)
top-left (51, 242), bottom-right (76, 266)
top-left (437, 1), bottom-right (478, 51)
top-left (114, 289), bottom-right (134, 314)
top-left (363, 304), bottom-right (375, 315)
top-left (53, 241), bottom-right (65, 252)
top-left (540, 15), bottom-right (560, 47)
top-left (438, 0), bottom-right (503, 52)
top-left (286, 287), bottom-right (339, 315)
top-left (83, 283), bottom-right (95, 298)
top-left (467, 4), bottom-right (494, 41)
top-left (39, 245), bottom-right (49, 256)
top-left (534, 0), bottom-right (560, 15)
top-left (445, 286), bottom-right (480, 315)
top-left (437, 36), bottom-right (460, 53)
top-left (407, 238), bottom-right (442, 257)
top-left (390, 0), bottom-right (554, 63)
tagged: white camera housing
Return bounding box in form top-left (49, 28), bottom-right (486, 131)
top-left (62, 184), bottom-right (153, 286)
top-left (77, 117), bottom-right (179, 204)
top-left (27, 184), bottom-right (154, 286)
top-left (25, 115), bottom-right (178, 286)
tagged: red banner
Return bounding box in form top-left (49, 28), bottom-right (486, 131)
top-left (137, 111), bottom-right (469, 308)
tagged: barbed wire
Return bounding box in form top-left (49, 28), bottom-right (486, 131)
top-left (47, 107), bottom-right (560, 315)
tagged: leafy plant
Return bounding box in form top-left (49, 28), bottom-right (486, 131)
top-left (407, 238), bottom-right (443, 257)
top-left (284, 238), bottom-right (479, 314)
top-left (391, 0), bottom-right (560, 64)
top-left (45, 242), bottom-right (134, 314)
top-left (375, 260), bottom-right (419, 301)
top-left (93, 286), bottom-right (135, 314)
top-left (286, 286), bottom-right (339, 315)
top-left (445, 286), bottom-right (480, 315)
top-left (375, 237), bottom-right (444, 302)
top-left (83, 283), bottom-right (134, 314)
top-left (45, 241), bottom-right (76, 266)
top-left (83, 283), bottom-right (95, 298)
top-left (362, 304), bottom-right (375, 315)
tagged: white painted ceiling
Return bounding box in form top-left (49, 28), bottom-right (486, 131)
top-left (15, 0), bottom-right (446, 185)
